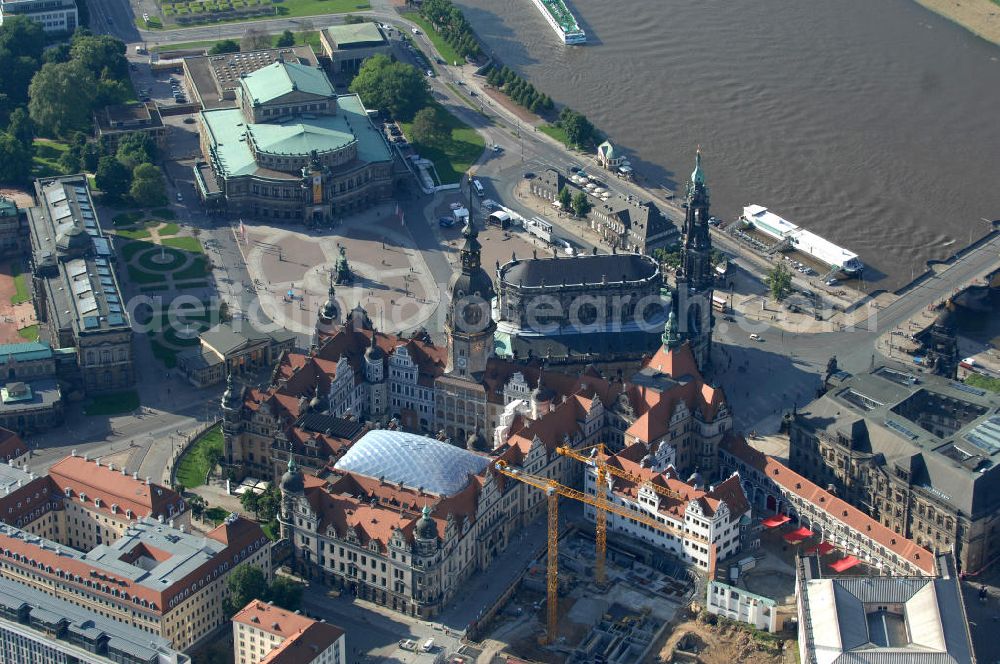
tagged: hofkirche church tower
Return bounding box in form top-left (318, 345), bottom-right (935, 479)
top-left (445, 213), bottom-right (496, 379)
top-left (673, 149), bottom-right (715, 369)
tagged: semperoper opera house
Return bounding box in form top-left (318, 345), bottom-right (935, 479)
top-left (789, 365), bottom-right (1000, 572)
top-left (196, 60), bottom-right (396, 224)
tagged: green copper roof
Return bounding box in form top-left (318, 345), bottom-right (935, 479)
top-left (0, 341), bottom-right (53, 362)
top-left (691, 149), bottom-right (705, 185)
top-left (0, 197), bottom-right (16, 218)
top-left (323, 22), bottom-right (387, 48)
top-left (201, 94), bottom-right (391, 178)
top-left (241, 61), bottom-right (334, 106)
top-left (249, 121), bottom-right (355, 156)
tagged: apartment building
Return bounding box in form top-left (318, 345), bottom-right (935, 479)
top-left (233, 599), bottom-right (345, 664)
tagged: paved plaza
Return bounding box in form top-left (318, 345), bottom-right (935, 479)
top-left (241, 203), bottom-right (439, 336)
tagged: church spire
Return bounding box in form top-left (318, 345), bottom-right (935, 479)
top-left (691, 146), bottom-right (705, 186)
top-left (662, 310), bottom-right (681, 350)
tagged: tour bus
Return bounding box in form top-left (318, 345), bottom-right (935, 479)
top-left (472, 179), bottom-right (485, 197)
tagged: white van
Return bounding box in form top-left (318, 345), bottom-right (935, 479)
top-left (421, 638), bottom-right (435, 652)
top-left (472, 179), bottom-right (485, 197)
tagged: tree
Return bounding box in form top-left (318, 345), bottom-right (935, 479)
top-left (95, 155), bottom-right (131, 200)
top-left (187, 494), bottom-right (206, 521)
top-left (240, 489), bottom-right (260, 518)
top-left (557, 186), bottom-right (572, 210)
top-left (59, 144), bottom-right (82, 173)
top-left (349, 54), bottom-right (429, 121)
top-left (43, 42), bottom-right (72, 64)
top-left (558, 108), bottom-right (595, 148)
top-left (343, 14), bottom-right (366, 23)
top-left (0, 16), bottom-right (45, 63)
top-left (208, 39), bottom-right (240, 55)
top-left (241, 27), bottom-right (271, 52)
top-left (28, 62), bottom-right (97, 137)
top-left (129, 162), bottom-right (166, 206)
top-left (223, 564), bottom-right (269, 617)
top-left (205, 447), bottom-right (223, 479)
top-left (275, 30), bottom-right (295, 47)
top-left (268, 577), bottom-right (304, 611)
top-left (81, 141), bottom-right (101, 172)
top-left (256, 485), bottom-right (281, 522)
top-left (70, 33), bottom-right (128, 81)
top-left (410, 106), bottom-right (449, 147)
top-left (766, 261), bottom-right (793, 301)
top-left (7, 108), bottom-right (34, 148)
top-left (94, 77), bottom-right (132, 107)
top-left (0, 132), bottom-right (31, 184)
top-left (571, 190), bottom-right (591, 218)
top-left (653, 244), bottom-right (682, 270)
top-left (0, 51), bottom-right (43, 127)
top-left (116, 132), bottom-right (156, 169)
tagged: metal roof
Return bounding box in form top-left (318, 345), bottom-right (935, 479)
top-left (324, 22), bottom-right (387, 48)
top-left (334, 430), bottom-right (490, 496)
top-left (241, 61), bottom-right (334, 105)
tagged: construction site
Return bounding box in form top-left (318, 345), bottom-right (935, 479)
top-left (474, 446), bottom-right (800, 664)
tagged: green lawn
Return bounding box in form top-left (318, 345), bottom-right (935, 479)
top-left (173, 256), bottom-right (209, 280)
top-left (274, 0), bottom-right (369, 18)
top-left (967, 373), bottom-right (1000, 393)
top-left (175, 424), bottom-right (223, 488)
top-left (539, 123), bottom-right (573, 147)
top-left (156, 30), bottom-right (324, 54)
top-left (17, 324), bottom-right (38, 341)
top-left (10, 265), bottom-right (30, 305)
top-left (127, 264), bottom-right (169, 284)
top-left (84, 390), bottom-right (140, 416)
top-left (401, 103), bottom-right (484, 185)
top-left (116, 227), bottom-right (151, 240)
top-left (158, 223), bottom-right (180, 236)
top-left (162, 236), bottom-right (205, 253)
top-left (404, 12), bottom-right (463, 65)
top-left (32, 139), bottom-right (71, 178)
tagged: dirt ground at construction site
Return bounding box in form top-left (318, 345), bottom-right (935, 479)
top-left (648, 609), bottom-right (797, 664)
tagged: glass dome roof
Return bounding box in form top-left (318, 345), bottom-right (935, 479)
top-left (334, 430), bottom-right (490, 497)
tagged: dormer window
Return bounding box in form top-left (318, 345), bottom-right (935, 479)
top-left (64, 487), bottom-right (73, 498)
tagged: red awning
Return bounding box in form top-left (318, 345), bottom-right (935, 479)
top-left (805, 542), bottom-right (836, 556)
top-left (829, 555), bottom-right (860, 572)
top-left (762, 514), bottom-right (791, 528)
top-left (783, 527), bottom-right (813, 543)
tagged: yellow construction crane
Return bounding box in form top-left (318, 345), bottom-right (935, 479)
top-left (555, 443), bottom-right (706, 584)
top-left (493, 459), bottom-right (708, 644)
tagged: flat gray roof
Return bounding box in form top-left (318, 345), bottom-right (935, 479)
top-left (0, 575), bottom-right (187, 663)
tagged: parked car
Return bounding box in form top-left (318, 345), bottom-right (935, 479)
top-left (399, 639), bottom-right (416, 651)
top-left (439, 217), bottom-right (455, 228)
top-left (174, 97), bottom-right (186, 103)
top-left (523, 172), bottom-right (535, 179)
top-left (749, 333), bottom-right (764, 342)
top-left (491, 144), bottom-right (503, 153)
top-left (176, 192), bottom-right (183, 201)
top-left (183, 117), bottom-right (196, 124)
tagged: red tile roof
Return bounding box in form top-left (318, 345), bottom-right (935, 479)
top-left (722, 434), bottom-right (934, 574)
top-left (48, 455), bottom-right (184, 522)
top-left (0, 428), bottom-right (27, 463)
top-left (599, 446), bottom-right (749, 524)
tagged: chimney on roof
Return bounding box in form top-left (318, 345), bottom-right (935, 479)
top-left (108, 463), bottom-right (114, 472)
top-left (83, 453), bottom-right (89, 461)
top-left (95, 458), bottom-right (101, 467)
top-left (145, 477), bottom-right (150, 486)
top-left (121, 467), bottom-right (127, 476)
top-left (71, 449), bottom-right (77, 457)
top-left (157, 515), bottom-right (164, 523)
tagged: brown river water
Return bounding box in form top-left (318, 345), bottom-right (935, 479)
top-left (454, 0), bottom-right (1000, 288)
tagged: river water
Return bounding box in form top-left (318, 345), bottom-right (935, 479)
top-left (454, 0), bottom-right (1000, 288)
